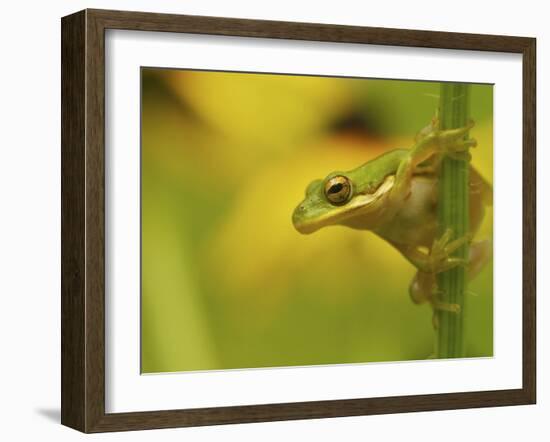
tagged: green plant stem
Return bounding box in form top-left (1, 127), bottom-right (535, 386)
top-left (436, 83), bottom-right (470, 359)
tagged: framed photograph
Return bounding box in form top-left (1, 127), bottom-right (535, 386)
top-left (61, 9), bottom-right (536, 433)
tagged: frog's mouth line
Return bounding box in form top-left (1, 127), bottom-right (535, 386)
top-left (293, 175), bottom-right (395, 234)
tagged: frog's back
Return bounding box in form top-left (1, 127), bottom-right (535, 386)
top-left (349, 149), bottom-right (408, 193)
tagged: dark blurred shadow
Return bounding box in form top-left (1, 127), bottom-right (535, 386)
top-left (35, 408), bottom-right (60, 423)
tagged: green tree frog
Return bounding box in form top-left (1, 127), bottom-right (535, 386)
top-left (292, 119), bottom-right (492, 318)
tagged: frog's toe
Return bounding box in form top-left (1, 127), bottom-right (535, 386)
top-left (434, 301), bottom-right (461, 314)
top-left (433, 256), bottom-right (468, 273)
top-left (430, 230), bottom-right (472, 268)
top-left (447, 151), bottom-right (472, 162)
top-left (433, 228), bottom-right (454, 251)
top-left (430, 299), bottom-right (461, 330)
top-left (443, 232), bottom-right (473, 255)
top-left (449, 138), bottom-right (477, 153)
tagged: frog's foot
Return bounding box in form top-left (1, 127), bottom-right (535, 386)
top-left (409, 271), bottom-right (436, 305)
top-left (437, 119), bottom-right (474, 144)
top-left (409, 274), bottom-right (460, 312)
top-left (435, 120), bottom-right (476, 158)
top-left (426, 228), bottom-right (472, 274)
top-left (447, 138), bottom-right (477, 153)
top-left (447, 151), bottom-right (472, 162)
top-left (409, 275), bottom-right (461, 330)
top-left (431, 292), bottom-right (461, 330)
top-left (433, 297), bottom-right (461, 313)
top-left (445, 139), bottom-right (477, 162)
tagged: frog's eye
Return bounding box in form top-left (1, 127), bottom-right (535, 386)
top-left (324, 175), bottom-right (352, 205)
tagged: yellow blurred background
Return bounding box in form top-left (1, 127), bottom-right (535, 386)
top-left (141, 68), bottom-right (493, 373)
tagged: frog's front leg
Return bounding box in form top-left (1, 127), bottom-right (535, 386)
top-left (389, 121), bottom-right (476, 206)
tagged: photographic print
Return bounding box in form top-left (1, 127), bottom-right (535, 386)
top-left (61, 10), bottom-right (536, 431)
top-left (140, 68), bottom-right (493, 374)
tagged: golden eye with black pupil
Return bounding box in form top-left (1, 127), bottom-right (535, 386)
top-left (324, 176), bottom-right (352, 205)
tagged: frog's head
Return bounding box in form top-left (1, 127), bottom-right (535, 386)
top-left (292, 170), bottom-right (395, 234)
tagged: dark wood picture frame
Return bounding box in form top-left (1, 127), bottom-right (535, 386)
top-left (61, 8), bottom-right (536, 433)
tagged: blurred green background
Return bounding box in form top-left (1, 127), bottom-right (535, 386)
top-left (141, 68), bottom-right (493, 373)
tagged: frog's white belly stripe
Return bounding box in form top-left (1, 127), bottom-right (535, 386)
top-left (377, 176), bottom-right (438, 247)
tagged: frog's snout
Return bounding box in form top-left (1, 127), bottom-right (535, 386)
top-left (292, 203), bottom-right (317, 234)
top-left (292, 204), bottom-right (306, 230)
